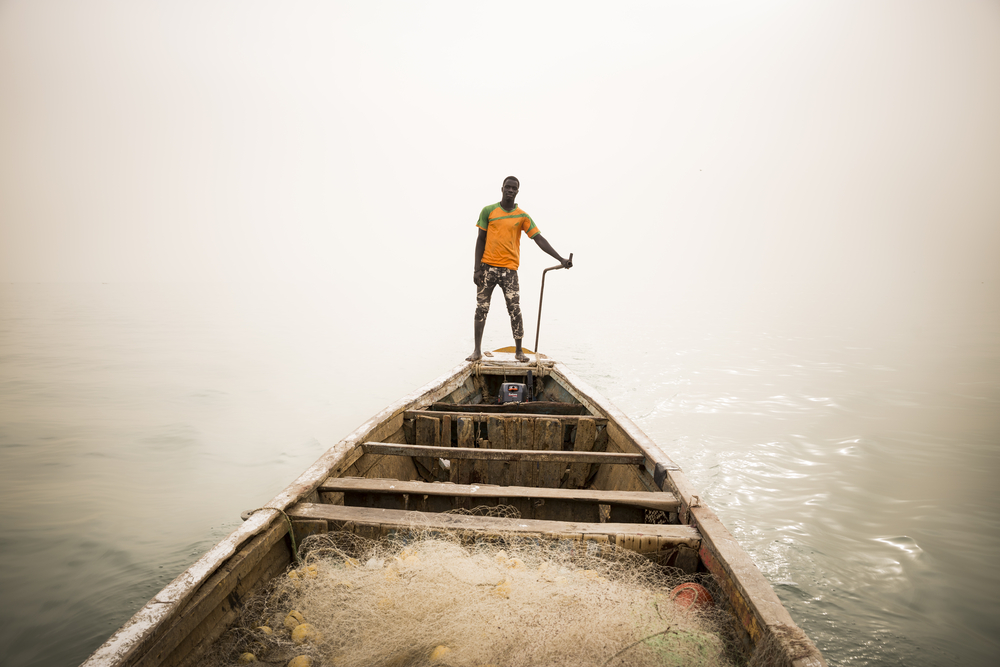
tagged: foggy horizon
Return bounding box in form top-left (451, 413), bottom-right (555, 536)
top-left (2, 1), bottom-right (998, 337)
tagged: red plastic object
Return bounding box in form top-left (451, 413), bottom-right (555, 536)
top-left (669, 582), bottom-right (714, 610)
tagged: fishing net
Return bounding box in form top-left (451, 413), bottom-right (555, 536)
top-left (202, 506), bottom-right (741, 667)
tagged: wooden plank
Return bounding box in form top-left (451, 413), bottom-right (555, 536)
top-left (513, 417), bottom-right (538, 487)
top-left (535, 418), bottom-right (565, 488)
top-left (367, 454), bottom-right (420, 482)
top-left (590, 443), bottom-right (651, 493)
top-left (318, 490), bottom-right (344, 506)
top-left (593, 424), bottom-right (608, 452)
top-left (291, 519), bottom-right (327, 546)
top-left (486, 417), bottom-right (507, 484)
top-left (675, 543), bottom-right (700, 573)
top-left (287, 502), bottom-right (700, 548)
top-left (329, 445), bottom-right (365, 479)
top-left (440, 414), bottom-right (452, 446)
top-left (319, 478), bottom-right (680, 511)
top-left (414, 415), bottom-right (441, 481)
top-left (343, 487), bottom-right (407, 510)
top-left (454, 417), bottom-right (474, 487)
top-left (501, 418), bottom-right (523, 487)
top-left (366, 413), bottom-right (407, 449)
top-left (415, 415), bottom-right (439, 444)
top-left (351, 426), bottom-right (416, 482)
top-left (409, 409), bottom-right (605, 426)
top-left (438, 413), bottom-right (453, 480)
top-left (608, 504), bottom-right (644, 523)
top-left (436, 375), bottom-right (478, 405)
top-left (472, 437), bottom-right (489, 485)
top-left (362, 442), bottom-right (644, 465)
top-left (566, 417), bottom-right (597, 488)
top-left (422, 402), bottom-right (591, 415)
top-left (348, 426), bottom-right (402, 478)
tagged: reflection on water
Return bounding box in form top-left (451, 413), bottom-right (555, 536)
top-left (1, 283), bottom-right (998, 666)
top-left (559, 317), bottom-right (1000, 666)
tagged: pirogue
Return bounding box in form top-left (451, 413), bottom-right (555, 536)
top-left (82, 351), bottom-right (826, 667)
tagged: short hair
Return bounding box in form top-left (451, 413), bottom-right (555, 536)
top-left (503, 176), bottom-right (520, 187)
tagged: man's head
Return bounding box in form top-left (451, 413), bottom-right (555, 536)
top-left (501, 176), bottom-right (519, 206)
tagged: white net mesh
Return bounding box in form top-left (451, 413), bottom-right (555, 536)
top-left (202, 507), bottom-right (742, 667)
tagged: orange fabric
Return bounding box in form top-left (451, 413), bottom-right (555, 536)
top-left (476, 203), bottom-right (540, 270)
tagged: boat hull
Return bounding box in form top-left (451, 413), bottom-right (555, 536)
top-left (82, 355), bottom-right (825, 667)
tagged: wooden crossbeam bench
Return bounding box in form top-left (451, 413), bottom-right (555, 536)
top-left (362, 442), bottom-right (644, 465)
top-left (406, 409), bottom-right (607, 425)
top-left (424, 402), bottom-right (590, 416)
top-left (286, 502), bottom-right (702, 572)
top-left (319, 477), bottom-right (679, 522)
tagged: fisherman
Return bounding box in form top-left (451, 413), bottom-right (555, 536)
top-left (466, 176), bottom-right (572, 362)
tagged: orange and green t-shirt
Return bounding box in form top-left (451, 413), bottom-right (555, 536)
top-left (476, 202), bottom-right (540, 270)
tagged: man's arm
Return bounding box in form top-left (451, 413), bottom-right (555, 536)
top-left (532, 234), bottom-right (572, 268)
top-left (472, 228), bottom-right (487, 284)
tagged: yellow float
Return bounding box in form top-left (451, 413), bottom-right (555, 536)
top-left (292, 622), bottom-right (321, 644)
top-left (283, 610), bottom-right (305, 630)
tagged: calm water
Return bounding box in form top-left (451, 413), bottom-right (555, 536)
top-left (1, 283), bottom-right (998, 666)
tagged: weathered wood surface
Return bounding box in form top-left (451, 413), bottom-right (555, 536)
top-left (412, 403), bottom-right (596, 424)
top-left (290, 520), bottom-right (328, 547)
top-left (514, 418), bottom-right (539, 488)
top-left (452, 416), bottom-right (475, 487)
top-left (361, 442), bottom-right (645, 465)
top-left (512, 418), bottom-right (536, 487)
top-left (535, 417), bottom-right (565, 488)
top-left (350, 420), bottom-right (417, 483)
top-left (487, 416), bottom-right (508, 484)
top-left (440, 414), bottom-right (452, 446)
top-left (417, 404), bottom-right (595, 417)
top-left (567, 417), bottom-right (597, 488)
top-left (287, 502), bottom-right (701, 547)
top-left (414, 414), bottom-right (441, 481)
top-left (319, 477), bottom-right (680, 510)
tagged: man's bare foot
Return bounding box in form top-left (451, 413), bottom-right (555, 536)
top-left (466, 351), bottom-right (482, 361)
top-left (514, 351), bottom-right (529, 362)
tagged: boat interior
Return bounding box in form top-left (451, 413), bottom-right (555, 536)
top-left (285, 363), bottom-right (704, 575)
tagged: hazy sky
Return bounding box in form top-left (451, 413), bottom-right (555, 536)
top-left (2, 0), bottom-right (998, 330)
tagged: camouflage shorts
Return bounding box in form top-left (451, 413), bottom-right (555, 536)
top-left (475, 264), bottom-right (524, 339)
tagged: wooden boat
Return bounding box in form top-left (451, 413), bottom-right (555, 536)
top-left (82, 352), bottom-right (826, 667)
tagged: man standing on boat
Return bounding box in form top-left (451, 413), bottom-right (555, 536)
top-left (466, 176), bottom-right (572, 363)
